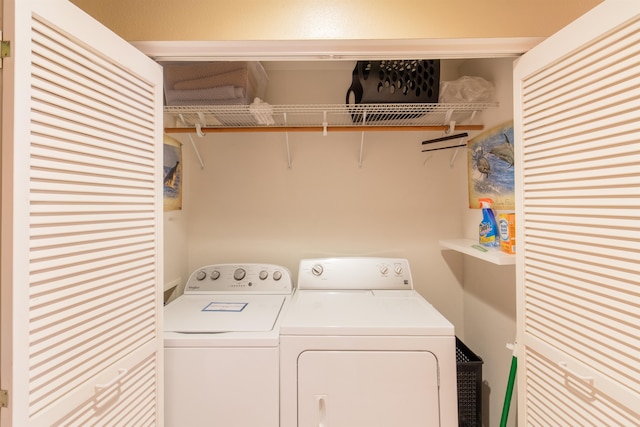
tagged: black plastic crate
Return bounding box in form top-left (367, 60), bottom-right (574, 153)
top-left (347, 59), bottom-right (440, 103)
top-left (456, 337), bottom-right (483, 427)
top-left (346, 60), bottom-right (440, 122)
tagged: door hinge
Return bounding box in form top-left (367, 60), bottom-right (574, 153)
top-left (1, 41), bottom-right (10, 59)
top-left (0, 30), bottom-right (10, 69)
top-left (0, 389), bottom-right (8, 408)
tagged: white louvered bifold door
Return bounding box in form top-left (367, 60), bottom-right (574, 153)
top-left (513, 1), bottom-right (640, 425)
top-left (1, 1), bottom-right (164, 426)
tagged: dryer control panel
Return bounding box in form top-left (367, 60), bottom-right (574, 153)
top-left (298, 257), bottom-right (413, 290)
top-left (185, 264), bottom-right (293, 294)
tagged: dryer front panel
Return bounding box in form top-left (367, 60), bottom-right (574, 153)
top-left (297, 350), bottom-right (440, 427)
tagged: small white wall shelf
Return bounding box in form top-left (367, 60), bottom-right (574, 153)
top-left (439, 238), bottom-right (515, 265)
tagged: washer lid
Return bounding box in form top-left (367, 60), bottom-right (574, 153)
top-left (164, 294), bottom-right (287, 333)
top-left (279, 290), bottom-right (454, 336)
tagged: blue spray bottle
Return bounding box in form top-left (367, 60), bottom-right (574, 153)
top-left (478, 198), bottom-right (499, 247)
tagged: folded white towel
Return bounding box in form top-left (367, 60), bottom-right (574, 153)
top-left (249, 97), bottom-right (275, 125)
top-left (163, 62), bottom-right (248, 89)
top-left (172, 68), bottom-right (248, 91)
top-left (166, 85), bottom-right (241, 101)
top-left (166, 86), bottom-right (249, 105)
top-left (168, 97), bottom-right (249, 106)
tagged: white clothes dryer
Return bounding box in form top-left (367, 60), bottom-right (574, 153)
top-left (164, 263), bottom-right (293, 427)
top-left (279, 257), bottom-right (458, 427)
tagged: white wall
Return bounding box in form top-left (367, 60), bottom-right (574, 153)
top-left (163, 135), bottom-right (189, 303)
top-left (458, 57), bottom-right (518, 427)
top-left (71, 0), bottom-right (601, 42)
top-left (164, 57), bottom-right (517, 426)
top-left (167, 60), bottom-right (472, 326)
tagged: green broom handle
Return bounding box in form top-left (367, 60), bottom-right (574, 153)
top-left (500, 343), bottom-right (518, 427)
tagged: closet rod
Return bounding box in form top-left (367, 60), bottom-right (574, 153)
top-left (164, 124), bottom-right (484, 134)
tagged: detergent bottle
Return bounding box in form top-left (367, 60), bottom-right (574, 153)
top-left (478, 198), bottom-right (499, 247)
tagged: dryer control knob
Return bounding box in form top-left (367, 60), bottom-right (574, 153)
top-left (259, 270), bottom-right (269, 280)
top-left (394, 264), bottom-right (404, 275)
top-left (379, 265), bottom-right (389, 275)
top-left (311, 264), bottom-right (324, 276)
top-left (234, 268), bottom-right (246, 281)
top-left (210, 270), bottom-right (220, 280)
top-left (195, 270), bottom-right (207, 281)
top-left (273, 270), bottom-right (282, 281)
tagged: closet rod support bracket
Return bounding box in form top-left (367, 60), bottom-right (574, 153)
top-left (178, 113), bottom-right (205, 169)
top-left (446, 120), bottom-right (457, 135)
top-left (195, 123), bottom-right (206, 138)
top-left (358, 112), bottom-right (367, 167)
top-left (284, 112), bottom-right (292, 168)
top-left (285, 131), bottom-right (292, 169)
top-left (322, 111), bottom-right (328, 136)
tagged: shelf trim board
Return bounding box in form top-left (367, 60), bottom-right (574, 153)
top-left (439, 238), bottom-right (515, 265)
top-left (164, 124), bottom-right (485, 134)
top-left (133, 38), bottom-right (543, 61)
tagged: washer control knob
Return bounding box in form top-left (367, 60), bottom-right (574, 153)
top-left (233, 268), bottom-right (246, 281)
top-left (195, 270), bottom-right (207, 281)
top-left (210, 270), bottom-right (220, 280)
top-left (394, 264), bottom-right (404, 275)
top-left (259, 270), bottom-right (269, 280)
top-left (273, 270), bottom-right (282, 281)
top-left (311, 264), bottom-right (324, 276)
top-left (379, 265), bottom-right (389, 275)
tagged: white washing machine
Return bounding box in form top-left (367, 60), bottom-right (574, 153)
top-left (164, 263), bottom-right (293, 427)
top-left (280, 257), bottom-right (458, 427)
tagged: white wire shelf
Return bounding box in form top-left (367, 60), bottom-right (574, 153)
top-left (164, 102), bottom-right (497, 133)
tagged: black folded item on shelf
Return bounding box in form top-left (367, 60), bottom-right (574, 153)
top-left (346, 60), bottom-right (440, 123)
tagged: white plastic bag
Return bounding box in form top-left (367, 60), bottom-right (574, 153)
top-left (439, 76), bottom-right (495, 103)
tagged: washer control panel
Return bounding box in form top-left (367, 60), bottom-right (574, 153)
top-left (298, 257), bottom-right (413, 290)
top-left (185, 264), bottom-right (292, 294)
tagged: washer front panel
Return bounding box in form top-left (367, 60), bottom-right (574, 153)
top-left (184, 263), bottom-right (292, 295)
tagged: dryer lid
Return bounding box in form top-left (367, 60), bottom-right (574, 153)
top-left (279, 290), bottom-right (454, 336)
top-left (164, 294), bottom-right (287, 333)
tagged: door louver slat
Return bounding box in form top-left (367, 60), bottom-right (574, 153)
top-left (517, 10), bottom-right (640, 424)
top-left (524, 348), bottom-right (638, 426)
top-left (50, 354), bottom-right (158, 427)
top-left (32, 18), bottom-right (155, 106)
top-left (25, 13), bottom-right (160, 420)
